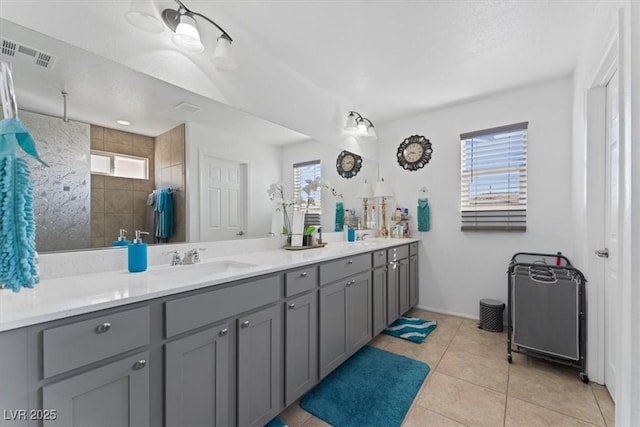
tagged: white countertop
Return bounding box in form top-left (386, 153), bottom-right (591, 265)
top-left (0, 238), bottom-right (418, 332)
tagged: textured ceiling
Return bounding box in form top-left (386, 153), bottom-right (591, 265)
top-left (0, 0), bottom-right (599, 147)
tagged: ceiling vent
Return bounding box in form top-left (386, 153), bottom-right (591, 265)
top-left (0, 38), bottom-right (57, 70)
top-left (174, 101), bottom-right (202, 114)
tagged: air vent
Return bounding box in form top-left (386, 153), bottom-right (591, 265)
top-left (174, 101), bottom-right (202, 114)
top-left (0, 38), bottom-right (57, 70)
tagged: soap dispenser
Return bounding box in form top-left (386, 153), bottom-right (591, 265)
top-left (128, 230), bottom-right (150, 273)
top-left (112, 229), bottom-right (130, 247)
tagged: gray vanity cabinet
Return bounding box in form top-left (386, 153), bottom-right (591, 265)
top-left (409, 254), bottom-right (419, 308)
top-left (398, 258), bottom-right (411, 315)
top-left (372, 264), bottom-right (388, 336)
top-left (42, 351), bottom-right (150, 427)
top-left (387, 261), bottom-right (399, 324)
top-left (319, 270), bottom-right (371, 378)
top-left (165, 323), bottom-right (230, 427)
top-left (237, 304), bottom-right (283, 427)
top-left (284, 291), bottom-right (318, 406)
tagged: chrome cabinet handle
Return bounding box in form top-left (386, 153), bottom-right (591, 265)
top-left (346, 280), bottom-right (355, 286)
top-left (95, 322), bottom-right (111, 334)
top-left (133, 359), bottom-right (146, 370)
top-left (219, 328), bottom-right (228, 337)
top-left (378, 252), bottom-right (385, 256)
top-left (288, 303), bottom-right (296, 310)
top-left (300, 271), bottom-right (307, 277)
top-left (348, 260), bottom-right (353, 265)
top-left (595, 248), bottom-right (609, 258)
top-left (241, 320), bottom-right (250, 329)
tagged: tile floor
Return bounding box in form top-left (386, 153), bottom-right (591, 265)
top-left (277, 309), bottom-right (615, 427)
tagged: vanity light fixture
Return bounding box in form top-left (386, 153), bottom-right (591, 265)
top-left (344, 111), bottom-right (377, 140)
top-left (125, 0), bottom-right (165, 34)
top-left (159, 0), bottom-right (236, 70)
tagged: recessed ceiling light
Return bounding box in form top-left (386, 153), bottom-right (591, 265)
top-left (116, 119), bottom-right (132, 126)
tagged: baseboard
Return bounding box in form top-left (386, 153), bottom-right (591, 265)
top-left (413, 304), bottom-right (479, 321)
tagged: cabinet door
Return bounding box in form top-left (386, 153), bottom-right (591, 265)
top-left (165, 324), bottom-right (230, 427)
top-left (372, 267), bottom-right (388, 336)
top-left (285, 292), bottom-right (318, 406)
top-left (43, 352), bottom-right (150, 427)
top-left (348, 271), bottom-right (372, 353)
top-left (237, 305), bottom-right (282, 427)
top-left (387, 262), bottom-right (399, 324)
top-left (409, 255), bottom-right (419, 308)
top-left (319, 281), bottom-right (349, 378)
top-left (398, 258), bottom-right (410, 315)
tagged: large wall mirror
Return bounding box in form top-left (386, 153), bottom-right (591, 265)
top-left (1, 18), bottom-right (379, 253)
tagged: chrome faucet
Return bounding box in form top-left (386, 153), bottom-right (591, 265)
top-left (356, 233), bottom-right (369, 241)
top-left (183, 248), bottom-right (204, 265)
top-left (168, 251), bottom-right (182, 266)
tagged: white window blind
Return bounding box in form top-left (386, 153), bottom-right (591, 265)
top-left (293, 160), bottom-right (322, 216)
top-left (460, 122), bottom-right (528, 231)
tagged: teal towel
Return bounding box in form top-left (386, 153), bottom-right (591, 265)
top-left (334, 201), bottom-right (344, 232)
top-left (154, 188), bottom-right (174, 240)
top-left (417, 198), bottom-right (430, 232)
top-left (0, 118), bottom-right (44, 292)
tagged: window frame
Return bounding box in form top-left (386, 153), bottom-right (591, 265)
top-left (460, 122), bottom-right (528, 232)
top-left (293, 160), bottom-right (322, 215)
top-left (90, 149), bottom-right (149, 180)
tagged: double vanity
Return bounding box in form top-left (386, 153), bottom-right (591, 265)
top-left (0, 238), bottom-right (419, 427)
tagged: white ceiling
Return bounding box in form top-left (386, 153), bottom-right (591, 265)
top-left (0, 0), bottom-right (599, 146)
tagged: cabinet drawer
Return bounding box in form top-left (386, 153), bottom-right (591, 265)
top-left (286, 266), bottom-right (317, 297)
top-left (372, 250), bottom-right (387, 268)
top-left (409, 242), bottom-right (419, 255)
top-left (387, 245), bottom-right (409, 262)
top-left (43, 307), bottom-right (150, 378)
top-left (320, 254), bottom-right (371, 286)
top-left (165, 275), bottom-right (281, 337)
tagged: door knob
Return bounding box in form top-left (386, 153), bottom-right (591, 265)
top-left (236, 230), bottom-right (245, 236)
top-left (595, 248), bottom-right (609, 258)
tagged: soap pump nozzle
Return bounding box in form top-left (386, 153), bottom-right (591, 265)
top-left (133, 230), bottom-right (149, 244)
top-left (117, 229), bottom-right (128, 242)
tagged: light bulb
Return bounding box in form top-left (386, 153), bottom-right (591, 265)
top-left (172, 14), bottom-right (204, 53)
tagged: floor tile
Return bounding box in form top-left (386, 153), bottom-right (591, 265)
top-left (384, 336), bottom-right (448, 368)
top-left (591, 384), bottom-right (615, 427)
top-left (278, 402), bottom-right (312, 427)
top-left (300, 415), bottom-right (332, 427)
top-left (448, 326), bottom-right (508, 361)
top-left (458, 318), bottom-right (507, 342)
top-left (436, 348), bottom-right (509, 393)
top-left (508, 362), bottom-right (604, 426)
top-left (417, 372), bottom-right (506, 427)
top-left (505, 396), bottom-right (599, 427)
top-left (403, 403), bottom-right (466, 427)
top-left (369, 333), bottom-right (395, 349)
top-left (421, 317), bottom-right (462, 347)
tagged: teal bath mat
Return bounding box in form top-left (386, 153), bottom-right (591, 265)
top-left (383, 316), bottom-right (438, 343)
top-left (264, 417), bottom-right (286, 427)
top-left (300, 346), bottom-right (430, 427)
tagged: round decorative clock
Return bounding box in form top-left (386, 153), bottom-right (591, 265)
top-left (336, 150), bottom-right (362, 179)
top-left (396, 135), bottom-right (433, 171)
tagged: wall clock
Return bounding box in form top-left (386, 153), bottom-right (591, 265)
top-left (336, 150), bottom-right (362, 179)
top-left (396, 135), bottom-right (433, 171)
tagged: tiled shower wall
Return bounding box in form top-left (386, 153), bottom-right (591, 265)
top-left (90, 126), bottom-right (156, 247)
top-left (20, 110), bottom-right (91, 252)
top-left (154, 124), bottom-right (186, 243)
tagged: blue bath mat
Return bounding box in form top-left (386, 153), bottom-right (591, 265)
top-left (264, 417), bottom-right (286, 427)
top-left (300, 346), bottom-right (429, 427)
top-left (383, 316), bottom-right (438, 343)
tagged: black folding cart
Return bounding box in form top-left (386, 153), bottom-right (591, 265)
top-left (507, 252), bottom-right (589, 383)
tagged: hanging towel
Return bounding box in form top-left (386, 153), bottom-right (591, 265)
top-left (0, 118), bottom-right (46, 292)
top-left (417, 198), bottom-right (430, 232)
top-left (335, 201), bottom-right (344, 232)
top-left (154, 188), bottom-right (174, 242)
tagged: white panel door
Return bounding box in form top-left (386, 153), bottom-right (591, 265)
top-left (603, 70), bottom-right (620, 402)
top-left (199, 154), bottom-right (246, 241)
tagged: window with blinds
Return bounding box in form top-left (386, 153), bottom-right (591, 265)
top-left (293, 160), bottom-right (322, 215)
top-left (460, 122), bottom-right (528, 231)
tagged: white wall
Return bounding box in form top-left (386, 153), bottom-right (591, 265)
top-left (186, 122), bottom-right (282, 241)
top-left (376, 78), bottom-right (574, 318)
top-left (280, 140), bottom-right (379, 233)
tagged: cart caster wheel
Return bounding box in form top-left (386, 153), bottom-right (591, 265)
top-left (580, 373), bottom-right (589, 384)
top-left (507, 354), bottom-right (512, 363)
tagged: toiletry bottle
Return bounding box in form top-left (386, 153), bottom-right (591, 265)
top-left (128, 230), bottom-right (150, 273)
top-left (112, 229), bottom-right (130, 247)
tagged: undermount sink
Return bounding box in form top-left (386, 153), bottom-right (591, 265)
top-left (148, 260), bottom-right (257, 277)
